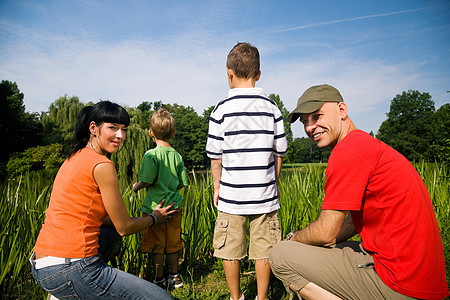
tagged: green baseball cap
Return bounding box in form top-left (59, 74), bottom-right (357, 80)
top-left (287, 84), bottom-right (344, 123)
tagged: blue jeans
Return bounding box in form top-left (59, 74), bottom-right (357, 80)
top-left (31, 254), bottom-right (173, 299)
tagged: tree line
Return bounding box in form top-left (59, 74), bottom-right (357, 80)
top-left (1, 79), bottom-right (448, 179)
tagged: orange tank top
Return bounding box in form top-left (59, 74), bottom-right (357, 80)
top-left (34, 148), bottom-right (113, 258)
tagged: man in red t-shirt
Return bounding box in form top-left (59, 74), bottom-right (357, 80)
top-left (269, 84), bottom-right (448, 300)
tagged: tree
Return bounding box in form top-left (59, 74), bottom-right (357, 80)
top-left (290, 137), bottom-right (332, 163)
top-left (41, 95), bottom-right (85, 152)
top-left (111, 126), bottom-right (153, 185)
top-left (377, 90), bottom-right (435, 161)
top-left (164, 103), bottom-right (209, 169)
top-left (430, 103), bottom-right (450, 162)
top-left (0, 80), bottom-right (43, 178)
top-left (268, 94), bottom-right (294, 163)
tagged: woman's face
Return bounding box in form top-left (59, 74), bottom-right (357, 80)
top-left (93, 122), bottom-right (127, 155)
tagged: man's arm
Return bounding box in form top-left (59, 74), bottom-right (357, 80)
top-left (210, 158), bottom-right (222, 207)
top-left (335, 212), bottom-right (357, 244)
top-left (290, 209), bottom-right (347, 246)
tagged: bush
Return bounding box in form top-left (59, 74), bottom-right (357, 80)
top-left (6, 144), bottom-right (65, 178)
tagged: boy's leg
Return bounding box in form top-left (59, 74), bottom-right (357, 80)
top-left (223, 259), bottom-right (243, 300)
top-left (249, 211), bottom-right (281, 300)
top-left (165, 209), bottom-right (184, 290)
top-left (141, 213), bottom-right (166, 282)
top-left (165, 209), bottom-right (183, 275)
top-left (153, 253), bottom-right (165, 279)
top-left (166, 252), bottom-right (179, 274)
top-left (255, 259), bottom-right (271, 300)
top-left (213, 211), bottom-right (247, 300)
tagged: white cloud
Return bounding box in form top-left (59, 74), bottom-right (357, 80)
top-left (0, 18), bottom-right (432, 138)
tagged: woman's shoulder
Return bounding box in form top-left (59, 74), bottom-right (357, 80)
top-left (70, 148), bottom-right (113, 165)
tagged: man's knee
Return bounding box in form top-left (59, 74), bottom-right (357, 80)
top-left (269, 240), bottom-right (288, 270)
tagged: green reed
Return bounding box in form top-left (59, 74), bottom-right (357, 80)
top-left (1, 161), bottom-right (448, 299)
top-left (0, 174), bottom-right (52, 298)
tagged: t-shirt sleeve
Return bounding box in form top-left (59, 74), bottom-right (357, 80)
top-left (322, 147), bottom-right (374, 211)
top-left (139, 153), bottom-right (157, 184)
top-left (178, 160), bottom-right (189, 187)
top-left (206, 106), bottom-right (224, 159)
top-left (273, 108), bottom-right (288, 157)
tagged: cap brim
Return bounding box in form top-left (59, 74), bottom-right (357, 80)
top-left (287, 101), bottom-right (325, 123)
top-left (287, 112), bottom-right (300, 123)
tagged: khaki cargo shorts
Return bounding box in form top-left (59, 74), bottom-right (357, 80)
top-left (213, 210), bottom-right (281, 260)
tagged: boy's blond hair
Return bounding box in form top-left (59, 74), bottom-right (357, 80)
top-left (226, 42), bottom-right (260, 79)
top-left (150, 108), bottom-right (175, 141)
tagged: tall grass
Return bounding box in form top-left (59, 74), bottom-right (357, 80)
top-left (1, 162), bottom-right (448, 299)
top-left (0, 174), bottom-right (52, 298)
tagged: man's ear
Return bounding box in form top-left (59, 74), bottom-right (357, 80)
top-left (337, 102), bottom-right (348, 119)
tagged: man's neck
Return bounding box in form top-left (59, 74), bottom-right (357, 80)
top-left (335, 119), bottom-right (357, 148)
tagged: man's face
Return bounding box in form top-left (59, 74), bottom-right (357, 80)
top-left (299, 102), bottom-right (344, 148)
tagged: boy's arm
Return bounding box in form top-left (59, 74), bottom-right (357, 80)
top-left (274, 155), bottom-right (283, 184)
top-left (132, 180), bottom-right (150, 192)
top-left (210, 158), bottom-right (222, 207)
top-left (178, 164), bottom-right (189, 189)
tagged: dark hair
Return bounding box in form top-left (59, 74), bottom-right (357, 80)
top-left (68, 100), bottom-right (130, 158)
top-left (226, 42), bottom-right (260, 79)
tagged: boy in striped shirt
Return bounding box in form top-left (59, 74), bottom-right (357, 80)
top-left (206, 42), bottom-right (288, 300)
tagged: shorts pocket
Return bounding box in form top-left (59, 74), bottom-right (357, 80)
top-left (269, 218), bottom-right (281, 245)
top-left (213, 219), bottom-right (229, 249)
top-left (45, 281), bottom-right (80, 299)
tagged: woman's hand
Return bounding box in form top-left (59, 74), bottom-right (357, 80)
top-left (152, 199), bottom-right (176, 223)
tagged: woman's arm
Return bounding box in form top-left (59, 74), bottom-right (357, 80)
top-left (94, 163), bottom-right (175, 236)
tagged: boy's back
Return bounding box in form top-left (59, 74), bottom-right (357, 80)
top-left (140, 145), bottom-right (188, 214)
top-left (206, 87), bottom-right (287, 214)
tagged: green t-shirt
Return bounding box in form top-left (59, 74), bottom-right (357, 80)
top-left (139, 146), bottom-right (189, 214)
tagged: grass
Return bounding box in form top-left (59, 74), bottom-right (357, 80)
top-left (0, 161), bottom-right (448, 299)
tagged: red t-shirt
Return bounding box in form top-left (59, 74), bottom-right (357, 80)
top-left (322, 130), bottom-right (448, 299)
top-left (35, 148), bottom-right (112, 258)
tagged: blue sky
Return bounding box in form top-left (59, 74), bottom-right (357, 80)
top-left (1, 0), bottom-right (449, 138)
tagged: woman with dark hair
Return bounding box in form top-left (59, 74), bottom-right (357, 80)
top-left (30, 101), bottom-right (175, 299)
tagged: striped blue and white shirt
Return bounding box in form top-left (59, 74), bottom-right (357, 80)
top-left (206, 88), bottom-right (288, 215)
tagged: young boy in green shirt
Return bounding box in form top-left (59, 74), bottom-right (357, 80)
top-left (133, 108), bottom-right (189, 290)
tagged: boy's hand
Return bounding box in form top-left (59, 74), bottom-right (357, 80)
top-left (213, 190), bottom-right (219, 207)
top-left (132, 182), bottom-right (139, 192)
top-left (152, 199), bottom-right (176, 223)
